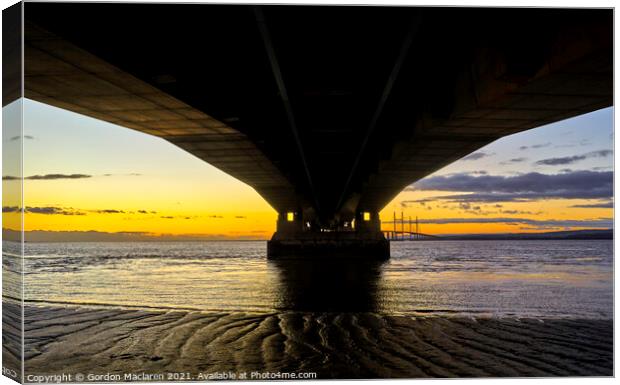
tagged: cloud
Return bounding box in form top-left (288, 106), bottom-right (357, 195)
top-left (459, 202), bottom-right (472, 210)
top-left (159, 215), bottom-right (197, 220)
top-left (461, 151), bottom-right (494, 161)
top-left (407, 170), bottom-right (612, 203)
top-left (500, 157), bottom-right (527, 165)
top-left (519, 142), bottom-right (550, 151)
top-left (235, 215), bottom-right (247, 219)
top-left (5, 206), bottom-right (86, 215)
top-left (5, 173), bottom-right (143, 181)
top-left (26, 173), bottom-right (92, 180)
top-left (103, 173), bottom-right (142, 177)
top-left (400, 198), bottom-right (436, 208)
top-left (207, 215), bottom-right (224, 219)
top-left (4, 174), bottom-right (92, 181)
top-left (570, 201), bottom-right (614, 209)
top-left (3, 205), bottom-right (161, 216)
top-left (535, 150), bottom-right (612, 166)
top-left (26, 206), bottom-right (84, 215)
top-left (500, 209), bottom-right (542, 215)
top-left (532, 142), bottom-right (551, 149)
top-left (9, 135), bottom-right (34, 141)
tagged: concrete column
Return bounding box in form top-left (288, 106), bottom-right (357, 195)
top-left (268, 210), bottom-right (389, 259)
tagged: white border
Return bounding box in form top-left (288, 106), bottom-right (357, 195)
top-left (0, 1), bottom-right (616, 385)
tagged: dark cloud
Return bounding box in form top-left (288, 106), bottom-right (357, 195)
top-left (459, 202), bottom-right (472, 210)
top-left (159, 214), bottom-right (196, 220)
top-left (9, 135), bottom-right (34, 141)
top-left (536, 155), bottom-right (586, 166)
top-left (457, 202), bottom-right (489, 215)
top-left (500, 209), bottom-right (542, 215)
top-left (207, 215), bottom-right (224, 219)
top-left (22, 206), bottom-right (85, 215)
top-left (407, 170), bottom-right (612, 203)
top-left (519, 142), bottom-right (550, 151)
top-left (103, 173), bottom-right (142, 177)
top-left (570, 201), bottom-right (614, 209)
top-left (235, 216), bottom-right (247, 219)
top-left (532, 142), bottom-right (551, 149)
top-left (400, 198), bottom-right (436, 208)
top-left (3, 174), bottom-right (92, 181)
top-left (535, 150), bottom-right (612, 166)
top-left (500, 157), bottom-right (527, 165)
top-left (4, 205), bottom-right (163, 216)
top-left (461, 151), bottom-right (494, 161)
top-left (137, 210), bottom-right (156, 214)
top-left (26, 174), bottom-right (92, 180)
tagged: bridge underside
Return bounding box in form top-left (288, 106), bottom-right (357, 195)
top-left (10, 4), bottom-right (612, 258)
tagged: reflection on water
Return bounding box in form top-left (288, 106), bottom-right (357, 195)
top-left (7, 240), bottom-right (614, 318)
top-left (270, 259), bottom-right (384, 312)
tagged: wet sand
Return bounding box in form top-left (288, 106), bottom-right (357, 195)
top-left (3, 302), bottom-right (613, 379)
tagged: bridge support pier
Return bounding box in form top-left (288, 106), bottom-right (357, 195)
top-left (267, 211), bottom-right (389, 260)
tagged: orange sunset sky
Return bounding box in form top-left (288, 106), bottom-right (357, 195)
top-left (2, 99), bottom-right (613, 240)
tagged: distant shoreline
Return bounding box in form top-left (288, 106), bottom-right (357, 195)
top-left (437, 229), bottom-right (612, 241)
top-left (3, 228), bottom-right (612, 243)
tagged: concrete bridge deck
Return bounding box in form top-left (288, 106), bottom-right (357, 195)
top-left (5, 4), bottom-right (613, 258)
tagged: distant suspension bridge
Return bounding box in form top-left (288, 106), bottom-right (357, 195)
top-left (383, 212), bottom-right (439, 241)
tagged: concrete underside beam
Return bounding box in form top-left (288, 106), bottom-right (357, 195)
top-left (354, 47), bottom-right (612, 212)
top-left (23, 22), bottom-right (305, 213)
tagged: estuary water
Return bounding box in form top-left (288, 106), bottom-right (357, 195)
top-left (4, 240), bottom-right (613, 319)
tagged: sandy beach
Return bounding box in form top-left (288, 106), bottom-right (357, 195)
top-left (3, 302), bottom-right (613, 379)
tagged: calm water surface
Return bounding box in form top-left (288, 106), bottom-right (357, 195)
top-left (4, 240), bottom-right (613, 318)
